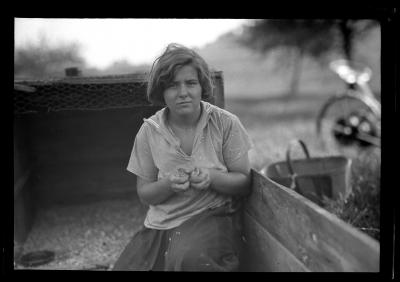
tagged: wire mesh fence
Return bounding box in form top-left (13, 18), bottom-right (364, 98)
top-left (14, 72), bottom-right (223, 114)
top-left (14, 74), bottom-right (150, 114)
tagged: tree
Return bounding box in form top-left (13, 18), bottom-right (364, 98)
top-left (335, 19), bottom-right (378, 60)
top-left (14, 35), bottom-right (85, 79)
top-left (238, 19), bottom-right (378, 97)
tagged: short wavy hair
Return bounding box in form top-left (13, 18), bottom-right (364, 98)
top-left (147, 43), bottom-right (214, 105)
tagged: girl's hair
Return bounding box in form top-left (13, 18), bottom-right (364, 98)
top-left (147, 43), bottom-right (214, 105)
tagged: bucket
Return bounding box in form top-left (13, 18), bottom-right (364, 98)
top-left (265, 139), bottom-right (352, 206)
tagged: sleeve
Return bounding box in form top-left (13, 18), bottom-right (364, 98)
top-left (126, 124), bottom-right (158, 181)
top-left (222, 113), bottom-right (253, 167)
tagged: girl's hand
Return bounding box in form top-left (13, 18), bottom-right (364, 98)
top-left (168, 168), bottom-right (191, 193)
top-left (189, 167), bottom-right (211, 190)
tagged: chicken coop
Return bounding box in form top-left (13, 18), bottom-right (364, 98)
top-left (13, 71), bottom-right (224, 252)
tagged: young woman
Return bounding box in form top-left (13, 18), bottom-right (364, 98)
top-left (112, 43), bottom-right (253, 271)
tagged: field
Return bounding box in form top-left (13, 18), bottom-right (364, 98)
top-left (225, 95), bottom-right (338, 170)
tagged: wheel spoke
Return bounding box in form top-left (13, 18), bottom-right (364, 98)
top-left (316, 94), bottom-right (381, 156)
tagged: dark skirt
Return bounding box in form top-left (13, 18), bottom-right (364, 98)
top-left (112, 203), bottom-right (244, 271)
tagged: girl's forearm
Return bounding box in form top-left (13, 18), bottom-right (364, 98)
top-left (137, 178), bottom-right (175, 206)
top-left (209, 170), bottom-right (251, 196)
top-left (138, 169), bottom-right (251, 205)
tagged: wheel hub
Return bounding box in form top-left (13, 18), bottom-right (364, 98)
top-left (332, 112), bottom-right (379, 147)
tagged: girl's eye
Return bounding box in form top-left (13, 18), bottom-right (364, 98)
top-left (187, 81), bottom-right (198, 86)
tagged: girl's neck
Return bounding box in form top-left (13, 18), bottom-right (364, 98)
top-left (167, 105), bottom-right (202, 129)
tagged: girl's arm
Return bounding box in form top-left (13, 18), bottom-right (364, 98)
top-left (190, 152), bottom-right (251, 197)
top-left (209, 152), bottom-right (251, 196)
top-left (137, 177), bottom-right (174, 206)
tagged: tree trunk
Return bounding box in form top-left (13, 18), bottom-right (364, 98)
top-left (339, 20), bottom-right (354, 60)
top-left (287, 47), bottom-right (304, 98)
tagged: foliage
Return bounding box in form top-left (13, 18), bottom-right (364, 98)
top-left (323, 149), bottom-right (381, 241)
top-left (84, 60), bottom-right (150, 76)
top-left (15, 35), bottom-right (86, 79)
top-left (235, 19), bottom-right (379, 97)
top-left (239, 19), bottom-right (337, 59)
top-left (238, 19), bottom-right (379, 60)
top-left (14, 36), bottom-right (149, 79)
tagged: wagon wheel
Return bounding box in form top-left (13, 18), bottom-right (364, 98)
top-left (316, 91), bottom-right (381, 157)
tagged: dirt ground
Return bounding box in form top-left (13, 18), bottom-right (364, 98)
top-left (14, 197), bottom-right (146, 270)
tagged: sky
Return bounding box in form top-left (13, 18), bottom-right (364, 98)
top-left (14, 18), bottom-right (248, 69)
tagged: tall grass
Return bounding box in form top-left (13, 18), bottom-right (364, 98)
top-left (323, 149), bottom-right (380, 241)
top-left (226, 95), bottom-right (381, 241)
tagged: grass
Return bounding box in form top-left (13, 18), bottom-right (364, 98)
top-left (225, 95), bottom-right (381, 241)
top-left (323, 148), bottom-right (381, 241)
top-left (225, 95), bottom-right (337, 169)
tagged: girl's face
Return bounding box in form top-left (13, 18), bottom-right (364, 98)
top-left (163, 64), bottom-right (202, 118)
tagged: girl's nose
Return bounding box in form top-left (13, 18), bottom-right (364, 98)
top-left (178, 84), bottom-right (188, 97)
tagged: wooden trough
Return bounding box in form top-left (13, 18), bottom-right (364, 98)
top-left (13, 71), bottom-right (379, 271)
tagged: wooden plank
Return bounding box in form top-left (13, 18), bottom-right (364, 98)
top-left (14, 71), bottom-right (223, 86)
top-left (241, 210), bottom-right (310, 272)
top-left (243, 170), bottom-right (379, 272)
top-left (32, 161), bottom-right (137, 207)
top-left (14, 180), bottom-right (35, 243)
top-left (212, 71), bottom-right (225, 108)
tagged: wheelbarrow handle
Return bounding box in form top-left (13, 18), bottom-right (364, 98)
top-left (286, 139), bottom-right (311, 183)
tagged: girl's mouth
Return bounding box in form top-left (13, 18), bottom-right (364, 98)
top-left (177, 101), bottom-right (191, 106)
